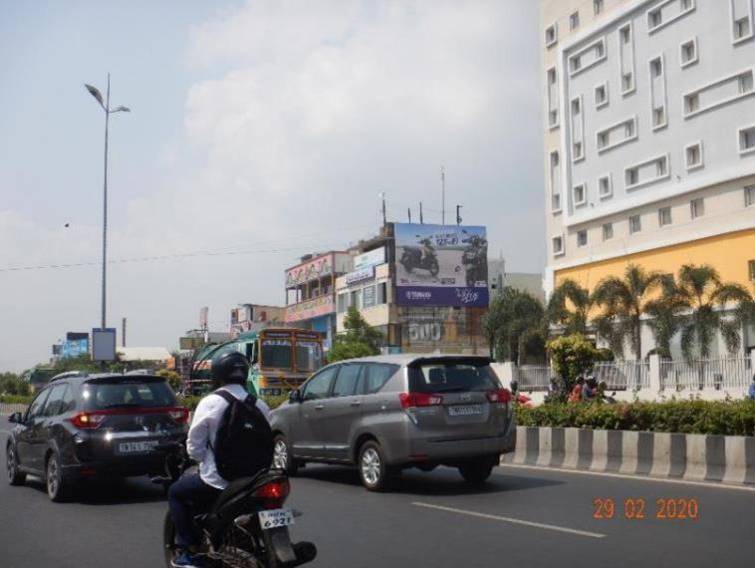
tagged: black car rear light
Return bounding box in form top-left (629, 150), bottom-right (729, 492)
top-left (69, 406), bottom-right (189, 429)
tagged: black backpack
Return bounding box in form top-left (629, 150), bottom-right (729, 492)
top-left (211, 389), bottom-right (274, 481)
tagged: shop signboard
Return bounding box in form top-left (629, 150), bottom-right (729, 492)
top-left (284, 295), bottom-right (334, 323)
top-left (354, 247), bottom-right (385, 271)
top-left (345, 266), bottom-right (374, 285)
top-left (286, 254), bottom-right (334, 288)
top-left (394, 223), bottom-right (489, 307)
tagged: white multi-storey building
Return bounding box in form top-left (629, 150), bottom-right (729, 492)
top-left (541, 0), bottom-right (755, 356)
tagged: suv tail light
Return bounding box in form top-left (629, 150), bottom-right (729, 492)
top-left (253, 479), bottom-right (290, 508)
top-left (70, 412), bottom-right (108, 429)
top-left (168, 407), bottom-right (190, 424)
top-left (399, 392), bottom-right (444, 409)
top-left (486, 388), bottom-right (512, 404)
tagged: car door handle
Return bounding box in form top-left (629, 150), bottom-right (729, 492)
top-left (314, 405), bottom-right (324, 410)
top-left (350, 401), bottom-right (362, 407)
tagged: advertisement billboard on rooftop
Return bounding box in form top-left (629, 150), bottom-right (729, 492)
top-left (394, 223), bottom-right (489, 307)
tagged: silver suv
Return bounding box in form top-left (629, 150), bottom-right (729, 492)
top-left (269, 355), bottom-right (516, 491)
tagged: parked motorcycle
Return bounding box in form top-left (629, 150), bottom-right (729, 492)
top-left (400, 241), bottom-right (440, 277)
top-left (154, 442), bottom-right (316, 568)
top-left (461, 233), bottom-right (488, 287)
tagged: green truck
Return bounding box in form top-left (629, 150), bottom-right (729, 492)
top-left (190, 328), bottom-right (324, 396)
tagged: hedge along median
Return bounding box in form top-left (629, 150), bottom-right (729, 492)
top-left (507, 401), bottom-right (755, 485)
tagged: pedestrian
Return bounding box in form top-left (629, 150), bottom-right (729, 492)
top-left (568, 377), bottom-right (585, 403)
top-left (748, 374), bottom-right (755, 401)
top-left (582, 377), bottom-right (598, 401)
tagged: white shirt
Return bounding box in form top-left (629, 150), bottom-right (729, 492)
top-left (186, 383), bottom-right (272, 490)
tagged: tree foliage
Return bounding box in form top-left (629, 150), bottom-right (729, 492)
top-left (547, 279), bottom-right (592, 335)
top-left (547, 333), bottom-right (600, 392)
top-left (482, 287), bottom-right (545, 363)
top-left (328, 306), bottom-right (382, 363)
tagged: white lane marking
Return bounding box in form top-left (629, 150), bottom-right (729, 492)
top-left (500, 463), bottom-right (755, 493)
top-left (412, 502), bottom-right (606, 539)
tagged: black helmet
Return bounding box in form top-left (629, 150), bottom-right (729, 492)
top-left (211, 351), bottom-right (249, 385)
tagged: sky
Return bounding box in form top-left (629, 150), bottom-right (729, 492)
top-left (0, 0), bottom-right (544, 372)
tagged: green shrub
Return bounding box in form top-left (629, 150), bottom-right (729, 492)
top-left (0, 394), bottom-right (33, 405)
top-left (517, 399), bottom-right (755, 436)
top-left (179, 393), bottom-right (289, 413)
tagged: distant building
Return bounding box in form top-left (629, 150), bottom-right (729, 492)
top-left (488, 259), bottom-right (545, 302)
top-left (230, 303), bottom-right (286, 338)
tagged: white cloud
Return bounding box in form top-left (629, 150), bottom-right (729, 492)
top-left (1, 0), bottom-right (543, 371)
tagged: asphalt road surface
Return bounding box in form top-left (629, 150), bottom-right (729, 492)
top-left (2, 419), bottom-right (754, 568)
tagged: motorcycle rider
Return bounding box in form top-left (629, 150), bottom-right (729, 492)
top-left (169, 351), bottom-right (272, 568)
top-left (418, 237), bottom-right (434, 267)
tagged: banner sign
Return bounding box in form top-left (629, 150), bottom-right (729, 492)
top-left (284, 295), bottom-right (334, 323)
top-left (394, 223), bottom-right (489, 307)
top-left (286, 254), bottom-right (333, 288)
top-left (92, 328), bottom-right (117, 362)
top-left (345, 266), bottom-right (375, 285)
top-left (354, 247), bottom-right (385, 271)
top-left (61, 338), bottom-right (89, 359)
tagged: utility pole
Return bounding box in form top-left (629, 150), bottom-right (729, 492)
top-left (408, 208), bottom-right (412, 223)
top-left (441, 166), bottom-right (446, 226)
top-left (419, 202), bottom-right (424, 224)
top-left (121, 317), bottom-right (127, 347)
top-left (380, 192), bottom-right (387, 226)
top-left (456, 205), bottom-right (463, 226)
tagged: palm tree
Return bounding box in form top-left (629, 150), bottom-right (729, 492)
top-left (645, 289), bottom-right (686, 359)
top-left (590, 264), bottom-right (667, 360)
top-left (547, 279), bottom-right (592, 335)
top-left (672, 264), bottom-right (753, 361)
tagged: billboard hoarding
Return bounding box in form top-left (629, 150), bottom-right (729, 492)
top-left (284, 295), bottom-right (334, 323)
top-left (394, 223), bottom-right (489, 308)
top-left (92, 328), bottom-right (117, 361)
top-left (354, 247), bottom-right (385, 271)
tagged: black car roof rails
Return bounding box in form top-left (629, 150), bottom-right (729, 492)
top-left (49, 371), bottom-right (88, 383)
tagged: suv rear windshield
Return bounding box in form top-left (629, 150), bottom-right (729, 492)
top-left (408, 360), bottom-right (500, 394)
top-left (82, 378), bottom-right (177, 410)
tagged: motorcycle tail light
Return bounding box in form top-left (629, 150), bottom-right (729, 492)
top-left (254, 479), bottom-right (290, 507)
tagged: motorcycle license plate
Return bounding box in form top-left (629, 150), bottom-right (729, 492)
top-left (448, 404), bottom-right (483, 417)
top-left (258, 508), bottom-right (295, 530)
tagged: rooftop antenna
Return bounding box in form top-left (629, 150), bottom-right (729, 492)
top-left (441, 165), bottom-right (446, 225)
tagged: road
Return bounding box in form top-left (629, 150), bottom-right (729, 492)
top-left (2, 418), bottom-right (754, 568)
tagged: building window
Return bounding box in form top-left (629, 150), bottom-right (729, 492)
top-left (690, 198), bottom-right (705, 219)
top-left (650, 57), bottom-right (663, 78)
top-left (656, 156), bottom-right (668, 176)
top-left (734, 16), bottom-right (752, 42)
top-left (570, 11), bottom-right (580, 31)
top-left (745, 185), bottom-right (755, 207)
top-left (377, 282), bottom-right (388, 304)
top-left (658, 206), bottom-right (673, 227)
top-left (653, 106), bottom-right (666, 128)
top-left (629, 215), bottom-right (642, 234)
top-left (739, 73), bottom-right (754, 94)
top-left (602, 223), bottom-right (614, 241)
top-left (552, 194), bottom-right (562, 211)
top-left (648, 8), bottom-right (663, 31)
top-left (545, 24), bottom-right (558, 47)
top-left (573, 183), bottom-right (586, 206)
top-left (573, 141), bottom-right (583, 160)
top-left (552, 236), bottom-right (564, 256)
top-left (680, 38), bottom-right (698, 67)
top-left (684, 70), bottom-right (754, 118)
top-left (749, 260), bottom-right (755, 282)
top-left (577, 230), bottom-right (588, 247)
top-left (621, 25), bottom-right (632, 44)
top-left (626, 168), bottom-right (639, 187)
top-left (739, 125), bottom-right (755, 155)
top-left (550, 150), bottom-right (561, 212)
top-left (648, 0), bottom-right (696, 34)
top-left (598, 174), bottom-right (612, 198)
top-left (595, 83), bottom-right (608, 108)
top-left (594, 0), bottom-right (604, 15)
top-left (622, 72), bottom-right (634, 93)
top-left (685, 141), bottom-right (703, 170)
top-left (337, 293), bottom-right (348, 313)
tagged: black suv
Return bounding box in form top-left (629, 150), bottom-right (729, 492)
top-left (5, 372), bottom-right (188, 501)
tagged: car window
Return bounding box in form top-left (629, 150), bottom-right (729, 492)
top-left (363, 364), bottom-right (400, 394)
top-left (61, 384), bottom-right (76, 413)
top-left (332, 364), bottom-right (363, 397)
top-left (409, 362), bottom-right (500, 393)
top-left (42, 384), bottom-right (69, 417)
top-left (302, 366), bottom-right (338, 401)
top-left (83, 379), bottom-right (176, 409)
top-left (25, 389), bottom-right (51, 421)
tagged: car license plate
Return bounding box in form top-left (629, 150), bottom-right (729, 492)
top-left (258, 508), bottom-right (294, 530)
top-left (117, 441), bottom-right (159, 454)
top-left (448, 404), bottom-right (483, 416)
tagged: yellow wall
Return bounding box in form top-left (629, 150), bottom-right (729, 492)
top-left (555, 229), bottom-right (755, 292)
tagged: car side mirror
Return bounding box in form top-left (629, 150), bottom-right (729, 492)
top-left (8, 412), bottom-right (23, 424)
top-left (289, 390), bottom-right (302, 404)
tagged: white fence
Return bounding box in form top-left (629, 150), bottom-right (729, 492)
top-left (660, 357), bottom-right (752, 391)
top-left (593, 361), bottom-right (650, 390)
top-left (513, 365), bottom-right (551, 391)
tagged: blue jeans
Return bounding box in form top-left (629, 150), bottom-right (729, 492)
top-left (168, 470), bottom-right (222, 548)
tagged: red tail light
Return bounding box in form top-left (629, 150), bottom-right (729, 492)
top-left (168, 407), bottom-right (190, 424)
top-left (254, 479), bottom-right (290, 507)
top-left (486, 388), bottom-right (512, 404)
top-left (70, 412), bottom-right (108, 429)
top-left (399, 392), bottom-right (444, 409)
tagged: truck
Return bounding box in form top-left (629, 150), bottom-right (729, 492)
top-left (189, 328), bottom-right (324, 396)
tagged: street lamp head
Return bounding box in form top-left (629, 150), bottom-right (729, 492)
top-left (85, 84), bottom-right (105, 108)
top-left (111, 105), bottom-right (131, 113)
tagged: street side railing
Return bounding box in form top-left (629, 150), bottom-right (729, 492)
top-left (513, 365), bottom-right (551, 391)
top-left (593, 361), bottom-right (650, 391)
top-left (660, 357), bottom-right (752, 391)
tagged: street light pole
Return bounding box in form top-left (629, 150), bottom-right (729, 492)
top-left (85, 74), bottom-right (130, 331)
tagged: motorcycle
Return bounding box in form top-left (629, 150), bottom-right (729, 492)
top-left (400, 245), bottom-right (439, 277)
top-left (460, 234), bottom-right (488, 287)
top-left (154, 442), bottom-right (317, 568)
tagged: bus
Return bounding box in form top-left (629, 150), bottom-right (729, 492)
top-left (190, 328), bottom-right (324, 396)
